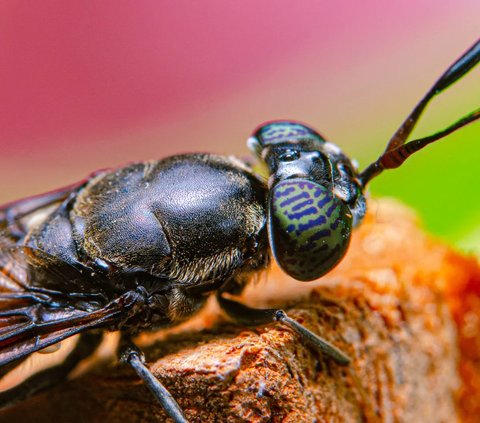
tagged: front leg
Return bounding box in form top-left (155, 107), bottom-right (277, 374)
top-left (216, 292), bottom-right (350, 366)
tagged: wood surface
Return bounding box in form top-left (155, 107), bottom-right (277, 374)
top-left (1, 200), bottom-right (479, 422)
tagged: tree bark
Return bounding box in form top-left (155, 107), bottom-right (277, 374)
top-left (1, 200), bottom-right (479, 422)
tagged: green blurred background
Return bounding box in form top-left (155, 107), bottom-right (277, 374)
top-left (365, 83), bottom-right (479, 254)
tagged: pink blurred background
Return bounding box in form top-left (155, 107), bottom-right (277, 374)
top-left (0, 1), bottom-right (479, 247)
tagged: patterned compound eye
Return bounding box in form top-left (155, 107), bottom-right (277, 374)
top-left (268, 179), bottom-right (353, 281)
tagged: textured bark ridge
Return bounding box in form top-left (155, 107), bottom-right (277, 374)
top-left (1, 200), bottom-right (480, 422)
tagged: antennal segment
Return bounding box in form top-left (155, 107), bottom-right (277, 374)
top-left (359, 39), bottom-right (480, 186)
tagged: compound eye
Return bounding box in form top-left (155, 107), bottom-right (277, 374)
top-left (268, 179), bottom-right (352, 281)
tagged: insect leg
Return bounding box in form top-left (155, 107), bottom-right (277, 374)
top-left (119, 340), bottom-right (188, 423)
top-left (0, 331), bottom-right (103, 408)
top-left (217, 293), bottom-right (350, 366)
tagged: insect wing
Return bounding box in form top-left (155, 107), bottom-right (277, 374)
top-left (0, 300), bottom-right (122, 369)
top-left (0, 194), bottom-right (127, 371)
top-left (0, 247), bottom-right (120, 369)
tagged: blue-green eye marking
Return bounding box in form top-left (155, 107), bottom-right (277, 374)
top-left (255, 121), bottom-right (326, 146)
top-left (268, 179), bottom-right (352, 281)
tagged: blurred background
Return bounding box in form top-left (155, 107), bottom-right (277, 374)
top-left (0, 1), bottom-right (479, 253)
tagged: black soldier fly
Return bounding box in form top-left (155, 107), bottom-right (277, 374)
top-left (0, 39), bottom-right (478, 423)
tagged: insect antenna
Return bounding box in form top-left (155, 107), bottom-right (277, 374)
top-left (359, 38), bottom-right (480, 187)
